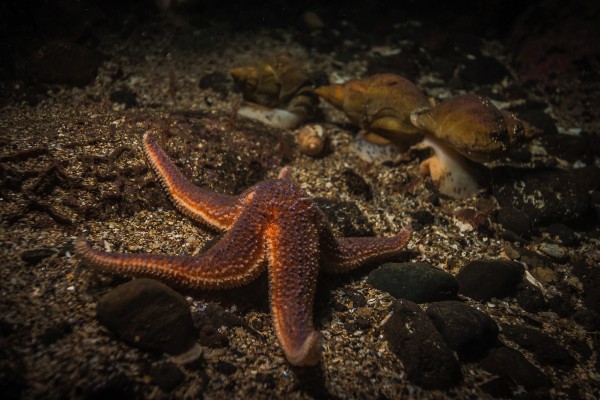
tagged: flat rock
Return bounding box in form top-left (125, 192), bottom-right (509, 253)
top-left (500, 323), bottom-right (576, 370)
top-left (96, 278), bottom-right (196, 355)
top-left (426, 301), bottom-right (498, 359)
top-left (314, 198), bottom-right (374, 237)
top-left (368, 262), bottom-right (458, 303)
top-left (479, 346), bottom-right (551, 391)
top-left (493, 168), bottom-right (590, 228)
top-left (456, 260), bottom-right (524, 301)
top-left (383, 299), bottom-right (462, 389)
top-left (20, 248), bottom-right (56, 265)
top-left (496, 207), bottom-right (532, 238)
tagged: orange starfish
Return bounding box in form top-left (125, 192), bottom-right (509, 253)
top-left (76, 132), bottom-right (411, 366)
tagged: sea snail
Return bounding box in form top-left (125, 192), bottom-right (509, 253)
top-left (411, 93), bottom-right (542, 198)
top-left (230, 54), bottom-right (318, 129)
top-left (314, 73), bottom-right (430, 150)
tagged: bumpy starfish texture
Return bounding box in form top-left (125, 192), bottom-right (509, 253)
top-left (76, 131), bottom-right (411, 366)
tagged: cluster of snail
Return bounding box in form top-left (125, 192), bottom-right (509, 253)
top-left (228, 55), bottom-right (542, 199)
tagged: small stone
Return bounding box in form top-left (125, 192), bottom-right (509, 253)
top-left (496, 207), bottom-right (532, 237)
top-left (546, 223), bottom-right (579, 246)
top-left (479, 346), bottom-right (551, 390)
top-left (37, 321), bottom-right (72, 346)
top-left (199, 71), bottom-right (229, 98)
top-left (198, 324), bottom-right (229, 348)
top-left (383, 299), bottom-right (462, 389)
top-left (213, 361), bottom-right (237, 375)
top-left (96, 278), bottom-right (196, 355)
top-left (109, 88), bottom-right (138, 108)
top-left (572, 308), bottom-right (600, 332)
top-left (314, 198), bottom-right (374, 237)
top-left (150, 362), bottom-right (185, 392)
top-left (20, 248), bottom-right (56, 265)
top-left (572, 258), bottom-right (600, 313)
top-left (426, 301), bottom-right (498, 360)
top-left (410, 210), bottom-right (435, 229)
top-left (479, 376), bottom-right (516, 399)
top-left (460, 56), bottom-right (510, 85)
top-left (530, 267), bottom-right (558, 284)
top-left (515, 281), bottom-right (548, 313)
top-left (456, 260), bottom-right (524, 301)
top-left (342, 169), bottom-right (372, 201)
top-left (538, 243), bottom-right (567, 260)
top-left (368, 262), bottom-right (458, 303)
top-left (500, 323), bottom-right (576, 370)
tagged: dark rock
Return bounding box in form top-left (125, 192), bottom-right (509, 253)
top-left (426, 301), bottom-right (498, 360)
top-left (493, 169), bottom-right (590, 228)
top-left (508, 107), bottom-right (558, 136)
top-left (572, 308), bottom-right (600, 332)
top-left (198, 324), bottom-right (229, 348)
top-left (410, 210), bottom-right (435, 229)
top-left (0, 320), bottom-right (15, 336)
top-left (496, 207), bottom-right (532, 237)
top-left (342, 169), bottom-right (372, 201)
top-left (479, 376), bottom-right (516, 399)
top-left (479, 346), bottom-right (551, 390)
top-left (572, 258), bottom-right (600, 313)
top-left (314, 198), bottom-right (374, 237)
top-left (199, 71), bottom-right (229, 98)
top-left (547, 294), bottom-right (576, 318)
top-left (461, 56), bottom-right (510, 85)
top-left (456, 260), bottom-right (524, 301)
top-left (0, 366), bottom-right (26, 400)
top-left (83, 372), bottom-right (136, 400)
top-left (150, 362), bottom-right (185, 392)
top-left (368, 262), bottom-right (458, 303)
top-left (213, 361), bottom-right (237, 375)
top-left (25, 40), bottom-right (101, 86)
top-left (518, 248), bottom-right (552, 269)
top-left (500, 323), bottom-right (576, 370)
top-left (20, 248), bottom-right (56, 265)
top-left (383, 299), bottom-right (462, 389)
top-left (96, 278), bottom-right (196, 355)
top-left (109, 88), bottom-right (138, 108)
top-left (345, 288), bottom-right (367, 308)
top-left (38, 321), bottom-right (72, 346)
top-left (515, 281), bottom-right (547, 313)
top-left (192, 302), bottom-right (244, 330)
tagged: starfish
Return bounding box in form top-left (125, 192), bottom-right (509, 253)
top-left (76, 131), bottom-right (411, 366)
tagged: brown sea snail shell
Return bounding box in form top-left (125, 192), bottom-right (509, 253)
top-left (296, 124), bottom-right (325, 157)
top-left (314, 73), bottom-right (429, 150)
top-left (410, 93), bottom-right (541, 163)
top-left (230, 55), bottom-right (317, 129)
top-left (410, 93), bottom-right (542, 198)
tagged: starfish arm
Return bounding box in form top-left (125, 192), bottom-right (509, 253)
top-left (143, 131), bottom-right (241, 230)
top-left (265, 212), bottom-right (322, 366)
top-left (75, 208), bottom-right (267, 290)
top-left (320, 227), bottom-right (411, 274)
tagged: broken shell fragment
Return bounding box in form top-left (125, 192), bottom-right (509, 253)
top-left (296, 124), bottom-right (325, 157)
top-left (230, 55), bottom-right (317, 129)
top-left (410, 93), bottom-right (541, 163)
top-left (314, 74), bottom-right (429, 149)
